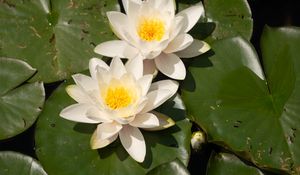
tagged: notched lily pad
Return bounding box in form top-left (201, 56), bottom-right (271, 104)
top-left (35, 78), bottom-right (191, 175)
top-left (0, 57), bottom-right (45, 140)
top-left (182, 27), bottom-right (300, 174)
top-left (0, 151), bottom-right (47, 175)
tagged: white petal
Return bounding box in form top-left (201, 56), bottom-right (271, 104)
top-left (72, 74), bottom-right (98, 92)
top-left (154, 53), bottom-right (186, 80)
top-left (119, 125), bottom-right (146, 162)
top-left (110, 57), bottom-right (127, 78)
top-left (125, 57), bottom-right (143, 80)
top-left (149, 80), bottom-right (178, 98)
top-left (65, 85), bottom-right (91, 104)
top-left (176, 2), bottom-right (204, 32)
top-left (175, 40), bottom-right (210, 58)
top-left (122, 0), bottom-right (141, 14)
top-left (170, 16), bottom-right (186, 39)
top-left (106, 11), bottom-right (129, 40)
top-left (91, 130), bottom-right (118, 149)
top-left (164, 34), bottom-right (193, 53)
top-left (94, 40), bottom-right (139, 59)
top-left (147, 0), bottom-right (175, 15)
top-left (60, 104), bottom-right (99, 124)
top-left (141, 89), bottom-right (173, 113)
top-left (127, 0), bottom-right (142, 20)
top-left (143, 59), bottom-right (158, 76)
top-left (143, 111), bottom-right (175, 131)
top-left (86, 108), bottom-right (113, 123)
top-left (138, 75), bottom-right (153, 96)
top-left (130, 113), bottom-right (160, 128)
top-left (89, 58), bottom-right (109, 80)
top-left (95, 122), bottom-right (122, 140)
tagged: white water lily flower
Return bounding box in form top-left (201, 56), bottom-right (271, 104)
top-left (94, 0), bottom-right (210, 80)
top-left (59, 57), bottom-right (178, 162)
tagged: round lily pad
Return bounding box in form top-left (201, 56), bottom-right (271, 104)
top-left (0, 57), bottom-right (45, 140)
top-left (0, 0), bottom-right (118, 83)
top-left (182, 27), bottom-right (300, 173)
top-left (0, 151), bottom-right (47, 175)
top-left (35, 79), bottom-right (192, 175)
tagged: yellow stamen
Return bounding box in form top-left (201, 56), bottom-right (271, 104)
top-left (137, 17), bottom-right (165, 41)
top-left (105, 86), bottom-right (132, 109)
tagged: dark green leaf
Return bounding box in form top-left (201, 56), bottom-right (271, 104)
top-left (0, 151), bottom-right (47, 175)
top-left (146, 159), bottom-right (190, 175)
top-left (178, 0), bottom-right (253, 42)
top-left (35, 79), bottom-right (191, 175)
top-left (0, 57), bottom-right (45, 140)
top-left (182, 26), bottom-right (300, 173)
top-left (0, 0), bottom-right (118, 83)
top-left (207, 152), bottom-right (263, 175)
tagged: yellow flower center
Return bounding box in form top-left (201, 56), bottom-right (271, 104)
top-left (105, 86), bottom-right (132, 109)
top-left (137, 17), bottom-right (165, 41)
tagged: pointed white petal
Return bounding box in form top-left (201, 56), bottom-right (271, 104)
top-left (143, 59), bottom-right (158, 76)
top-left (147, 0), bottom-right (175, 15)
top-left (176, 2), bottom-right (204, 32)
top-left (175, 40), bottom-right (210, 58)
top-left (125, 57), bottom-right (143, 80)
top-left (130, 113), bottom-right (160, 128)
top-left (141, 89), bottom-right (173, 113)
top-left (89, 58), bottom-right (109, 80)
top-left (127, 0), bottom-right (142, 21)
top-left (60, 104), bottom-right (99, 124)
top-left (86, 107), bottom-right (113, 123)
top-left (106, 11), bottom-right (132, 41)
top-left (95, 122), bottom-right (122, 140)
top-left (170, 16), bottom-right (186, 39)
top-left (72, 74), bottom-right (98, 92)
top-left (143, 112), bottom-right (175, 131)
top-left (149, 80), bottom-right (178, 98)
top-left (122, 0), bottom-right (141, 14)
top-left (94, 40), bottom-right (139, 59)
top-left (110, 57), bottom-right (127, 78)
top-left (154, 53), bottom-right (186, 80)
top-left (164, 34), bottom-right (193, 53)
top-left (65, 85), bottom-right (91, 104)
top-left (137, 75), bottom-right (153, 96)
top-left (119, 125), bottom-right (146, 162)
top-left (91, 130), bottom-right (118, 149)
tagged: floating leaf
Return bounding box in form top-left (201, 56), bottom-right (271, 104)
top-left (182, 27), bottom-right (300, 173)
top-left (0, 0), bottom-right (118, 83)
top-left (146, 159), bottom-right (190, 175)
top-left (0, 151), bottom-right (47, 175)
top-left (207, 152), bottom-right (264, 175)
top-left (35, 78), bottom-right (191, 175)
top-left (178, 0), bottom-right (253, 42)
top-left (0, 57), bottom-right (45, 140)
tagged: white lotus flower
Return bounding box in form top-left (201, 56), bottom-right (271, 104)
top-left (59, 57), bottom-right (178, 162)
top-left (94, 0), bottom-right (210, 80)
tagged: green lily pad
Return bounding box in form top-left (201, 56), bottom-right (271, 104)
top-left (178, 0), bottom-right (253, 42)
top-left (0, 151), bottom-right (47, 175)
top-left (146, 158), bottom-right (190, 175)
top-left (35, 78), bottom-right (192, 175)
top-left (207, 152), bottom-right (263, 175)
top-left (0, 0), bottom-right (118, 83)
top-left (182, 26), bottom-right (300, 173)
top-left (0, 57), bottom-right (45, 140)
